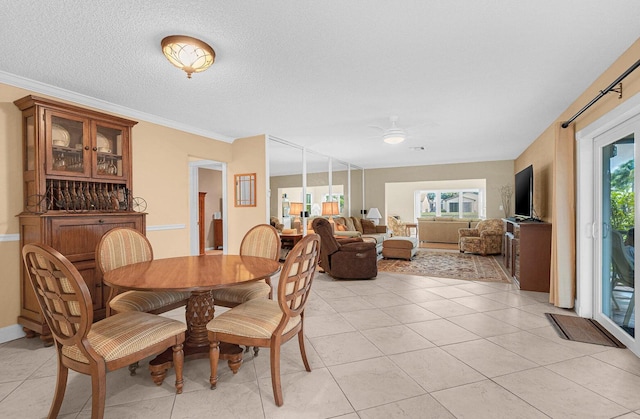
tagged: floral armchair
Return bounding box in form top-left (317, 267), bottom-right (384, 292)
top-left (458, 219), bottom-right (503, 256)
top-left (387, 216), bottom-right (409, 237)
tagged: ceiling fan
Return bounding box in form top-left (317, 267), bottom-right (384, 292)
top-left (370, 116), bottom-right (407, 144)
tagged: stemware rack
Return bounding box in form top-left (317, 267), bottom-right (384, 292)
top-left (25, 179), bottom-right (136, 214)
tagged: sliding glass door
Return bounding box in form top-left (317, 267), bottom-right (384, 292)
top-left (594, 118), bottom-right (638, 350)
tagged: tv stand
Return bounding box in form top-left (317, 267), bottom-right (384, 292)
top-left (502, 219), bottom-right (552, 292)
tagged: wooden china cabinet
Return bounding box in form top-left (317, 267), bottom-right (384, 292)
top-left (14, 95), bottom-right (145, 344)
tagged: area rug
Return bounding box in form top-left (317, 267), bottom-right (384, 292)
top-left (545, 313), bottom-right (625, 348)
top-left (377, 250), bottom-right (510, 282)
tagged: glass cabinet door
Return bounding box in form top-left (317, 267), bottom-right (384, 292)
top-left (93, 122), bottom-right (128, 180)
top-left (45, 111), bottom-right (90, 177)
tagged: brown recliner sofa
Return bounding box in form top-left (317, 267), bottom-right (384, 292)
top-left (312, 218), bottom-right (377, 280)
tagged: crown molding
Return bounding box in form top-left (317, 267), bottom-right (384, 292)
top-left (0, 70), bottom-right (234, 142)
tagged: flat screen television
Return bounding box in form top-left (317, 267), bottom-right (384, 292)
top-left (514, 165), bottom-right (533, 219)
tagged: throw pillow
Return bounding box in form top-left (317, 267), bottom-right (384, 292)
top-left (361, 219), bottom-right (377, 234)
top-left (336, 223), bottom-right (347, 231)
top-left (343, 217), bottom-right (355, 231)
top-left (351, 217), bottom-right (363, 233)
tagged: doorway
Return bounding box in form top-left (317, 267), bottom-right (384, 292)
top-left (189, 160), bottom-right (226, 255)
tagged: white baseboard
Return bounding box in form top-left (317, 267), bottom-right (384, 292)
top-left (0, 324), bottom-right (27, 344)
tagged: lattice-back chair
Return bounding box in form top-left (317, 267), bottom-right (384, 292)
top-left (207, 234), bottom-right (320, 406)
top-left (96, 228), bottom-right (191, 316)
top-left (22, 243), bottom-right (187, 419)
top-left (210, 224), bottom-right (281, 356)
top-left (611, 230), bottom-right (635, 327)
top-left (211, 224), bottom-right (280, 306)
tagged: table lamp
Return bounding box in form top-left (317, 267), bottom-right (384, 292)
top-left (367, 207), bottom-right (382, 225)
top-left (289, 202), bottom-right (304, 233)
top-left (322, 201), bottom-right (339, 231)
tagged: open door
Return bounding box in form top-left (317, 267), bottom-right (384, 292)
top-left (189, 160), bottom-right (226, 255)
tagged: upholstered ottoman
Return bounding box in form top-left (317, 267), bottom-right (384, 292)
top-left (382, 236), bottom-right (418, 260)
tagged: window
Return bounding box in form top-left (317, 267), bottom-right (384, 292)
top-left (305, 193), bottom-right (312, 214)
top-left (419, 189), bottom-right (481, 218)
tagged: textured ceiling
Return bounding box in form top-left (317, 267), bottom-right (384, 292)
top-left (1, 1), bottom-right (639, 173)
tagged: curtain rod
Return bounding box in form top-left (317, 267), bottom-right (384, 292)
top-left (562, 58), bottom-right (640, 128)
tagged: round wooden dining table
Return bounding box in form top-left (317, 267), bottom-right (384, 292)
top-left (103, 254), bottom-right (281, 383)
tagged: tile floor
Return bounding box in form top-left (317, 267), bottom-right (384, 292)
top-left (2, 271), bottom-right (640, 418)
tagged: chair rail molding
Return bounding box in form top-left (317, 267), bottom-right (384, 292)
top-left (0, 234), bottom-right (20, 242)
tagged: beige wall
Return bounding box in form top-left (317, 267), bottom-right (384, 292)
top-left (516, 38), bottom-right (640, 223)
top-left (132, 121), bottom-right (232, 258)
top-left (515, 125), bottom-right (554, 221)
top-left (0, 83), bottom-right (261, 331)
top-left (227, 135), bottom-right (268, 253)
top-left (365, 160), bottom-right (515, 223)
top-left (0, 84), bottom-right (25, 331)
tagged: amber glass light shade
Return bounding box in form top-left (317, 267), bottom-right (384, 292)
top-left (161, 35), bottom-right (215, 78)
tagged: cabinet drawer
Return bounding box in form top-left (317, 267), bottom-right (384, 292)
top-left (50, 215), bottom-right (144, 262)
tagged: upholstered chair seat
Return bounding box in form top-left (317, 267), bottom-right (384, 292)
top-left (458, 218), bottom-right (503, 256)
top-left (61, 311), bottom-right (187, 364)
top-left (109, 290), bottom-right (193, 314)
top-left (208, 280), bottom-right (271, 305)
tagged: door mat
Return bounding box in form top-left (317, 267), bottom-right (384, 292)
top-left (545, 313), bottom-right (625, 348)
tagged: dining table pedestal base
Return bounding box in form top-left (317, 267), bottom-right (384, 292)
top-left (148, 290), bottom-right (244, 385)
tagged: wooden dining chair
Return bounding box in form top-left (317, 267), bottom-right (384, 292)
top-left (210, 223), bottom-right (280, 305)
top-left (210, 224), bottom-right (281, 356)
top-left (22, 243), bottom-right (187, 419)
top-left (207, 233), bottom-right (320, 406)
top-left (96, 228), bottom-right (191, 316)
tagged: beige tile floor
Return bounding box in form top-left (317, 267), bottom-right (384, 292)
top-left (2, 271), bottom-right (640, 418)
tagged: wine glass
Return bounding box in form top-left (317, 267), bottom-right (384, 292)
top-left (53, 153), bottom-right (66, 170)
top-left (107, 161), bottom-right (117, 175)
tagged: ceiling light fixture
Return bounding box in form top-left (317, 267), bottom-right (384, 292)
top-left (161, 35), bottom-right (216, 79)
top-left (383, 116), bottom-right (406, 144)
